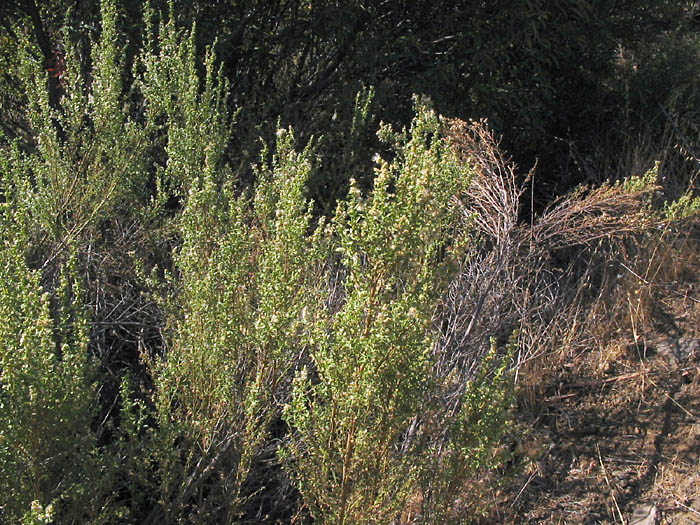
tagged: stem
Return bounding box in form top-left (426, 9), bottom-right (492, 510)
top-left (338, 416), bottom-right (357, 525)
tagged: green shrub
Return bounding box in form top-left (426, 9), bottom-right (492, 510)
top-left (0, 1), bottom-right (141, 520)
top-left (0, 174), bottom-right (102, 522)
top-left (0, 1), bottom-right (520, 521)
top-left (281, 103), bottom-right (516, 523)
top-left (143, 125), bottom-right (324, 522)
top-left (0, 0), bottom-right (236, 520)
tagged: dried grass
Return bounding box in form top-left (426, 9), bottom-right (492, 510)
top-left (418, 118), bottom-right (700, 520)
top-left (438, 119), bottom-right (662, 387)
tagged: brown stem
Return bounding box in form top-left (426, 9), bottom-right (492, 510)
top-left (338, 416), bottom-right (357, 525)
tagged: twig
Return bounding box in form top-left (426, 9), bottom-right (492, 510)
top-left (555, 366), bottom-right (684, 392)
top-left (511, 471), bottom-right (537, 507)
top-left (618, 260), bottom-right (700, 304)
top-left (602, 369), bottom-right (652, 383)
top-left (544, 393), bottom-right (577, 402)
top-left (675, 499), bottom-right (700, 517)
top-left (658, 104), bottom-right (700, 172)
top-left (597, 444), bottom-right (626, 524)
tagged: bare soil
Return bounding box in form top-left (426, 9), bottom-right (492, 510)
top-left (497, 280), bottom-right (700, 524)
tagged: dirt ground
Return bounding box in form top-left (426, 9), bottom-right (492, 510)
top-left (497, 280), bottom-right (700, 524)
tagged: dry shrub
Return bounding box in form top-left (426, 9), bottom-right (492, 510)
top-left (441, 118), bottom-right (671, 414)
top-left (422, 118), bottom-right (700, 520)
top-left (551, 113), bottom-right (700, 342)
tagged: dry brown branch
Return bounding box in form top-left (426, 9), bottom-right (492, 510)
top-left (437, 119), bottom-right (666, 382)
top-left (448, 119), bottom-right (528, 246)
top-left (409, 117), bottom-right (700, 521)
top-left (533, 181), bottom-right (657, 249)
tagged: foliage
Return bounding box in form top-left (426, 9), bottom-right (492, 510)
top-left (0, 161), bottom-right (103, 522)
top-left (0, 1), bottom-right (148, 520)
top-left (2, 0), bottom-right (694, 202)
top-left (280, 103), bottom-right (515, 523)
top-left (144, 127), bottom-right (323, 522)
top-left (0, 0), bottom-right (235, 521)
top-left (417, 341), bottom-right (516, 522)
top-left (0, 0), bottom-right (698, 523)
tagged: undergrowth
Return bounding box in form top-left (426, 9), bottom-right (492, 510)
top-left (1, 1), bottom-right (699, 523)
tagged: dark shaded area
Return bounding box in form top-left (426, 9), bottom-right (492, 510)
top-left (2, 0), bottom-right (697, 207)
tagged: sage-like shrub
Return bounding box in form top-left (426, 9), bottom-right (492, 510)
top-left (281, 104), bottom-right (514, 523)
top-left (145, 128), bottom-right (324, 522)
top-left (0, 0), bottom-right (141, 520)
top-left (0, 169), bottom-right (99, 522)
top-left (0, 0), bottom-right (235, 521)
top-left (0, 0), bottom-right (520, 521)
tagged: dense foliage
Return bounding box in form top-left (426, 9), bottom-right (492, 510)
top-left (0, 0), bottom-right (698, 523)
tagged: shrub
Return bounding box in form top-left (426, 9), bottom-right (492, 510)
top-left (281, 103), bottom-right (517, 523)
top-left (0, 167), bottom-right (102, 522)
top-left (0, 2), bottom-right (545, 521)
top-left (141, 125), bottom-right (324, 522)
top-left (0, 0), bottom-right (141, 520)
